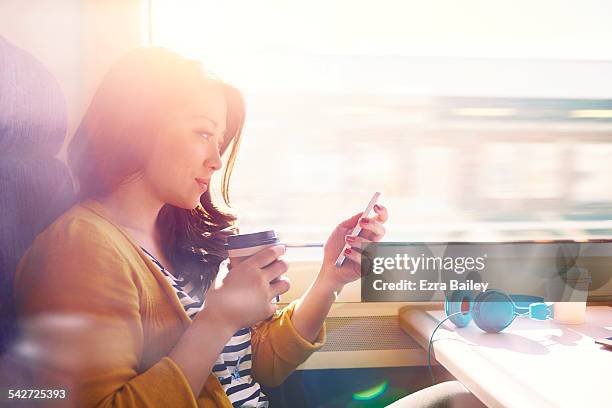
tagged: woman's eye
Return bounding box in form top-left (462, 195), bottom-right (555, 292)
top-left (196, 131), bottom-right (213, 141)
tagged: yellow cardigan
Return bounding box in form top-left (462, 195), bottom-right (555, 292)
top-left (14, 199), bottom-right (326, 407)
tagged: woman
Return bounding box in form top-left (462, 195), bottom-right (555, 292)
top-left (13, 46), bottom-right (388, 407)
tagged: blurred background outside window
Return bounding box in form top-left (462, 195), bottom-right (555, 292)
top-left (151, 0), bottom-right (612, 248)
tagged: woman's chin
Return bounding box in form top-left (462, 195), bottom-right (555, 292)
top-left (167, 194), bottom-right (202, 211)
top-left (192, 193), bottom-right (205, 209)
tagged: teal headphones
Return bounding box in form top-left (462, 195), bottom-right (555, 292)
top-left (427, 289), bottom-right (553, 384)
top-left (444, 289), bottom-right (553, 333)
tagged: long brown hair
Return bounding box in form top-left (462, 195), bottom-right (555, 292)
top-left (67, 46), bottom-right (244, 291)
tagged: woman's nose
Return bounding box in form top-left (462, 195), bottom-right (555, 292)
top-left (206, 146), bottom-right (223, 171)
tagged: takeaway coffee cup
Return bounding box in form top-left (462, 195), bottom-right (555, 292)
top-left (225, 230), bottom-right (283, 302)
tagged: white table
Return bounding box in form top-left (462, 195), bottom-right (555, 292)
top-left (399, 305), bottom-right (612, 408)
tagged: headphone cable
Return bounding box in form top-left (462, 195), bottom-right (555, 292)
top-left (427, 311), bottom-right (465, 385)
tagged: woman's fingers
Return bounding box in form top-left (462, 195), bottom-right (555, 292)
top-left (345, 235), bottom-right (376, 264)
top-left (251, 245), bottom-right (286, 268)
top-left (338, 203), bottom-right (387, 228)
top-left (262, 258), bottom-right (289, 282)
top-left (345, 234), bottom-right (370, 248)
top-left (269, 276), bottom-right (291, 300)
top-left (358, 217), bottom-right (386, 241)
top-left (341, 246), bottom-right (362, 266)
top-left (373, 203), bottom-right (389, 223)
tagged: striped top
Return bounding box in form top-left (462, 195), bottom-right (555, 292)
top-left (141, 247), bottom-right (268, 407)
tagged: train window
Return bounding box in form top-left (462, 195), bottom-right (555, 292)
top-left (150, 1), bottom-right (612, 244)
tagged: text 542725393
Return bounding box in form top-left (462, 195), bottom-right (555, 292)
top-left (2, 388), bottom-right (67, 401)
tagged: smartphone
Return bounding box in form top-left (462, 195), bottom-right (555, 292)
top-left (335, 192), bottom-right (381, 268)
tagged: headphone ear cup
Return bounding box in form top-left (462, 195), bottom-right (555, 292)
top-left (445, 290), bottom-right (474, 328)
top-left (472, 290), bottom-right (516, 333)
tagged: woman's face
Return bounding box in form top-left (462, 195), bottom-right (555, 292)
top-left (143, 81), bottom-right (227, 209)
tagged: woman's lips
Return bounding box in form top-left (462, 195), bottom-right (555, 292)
top-left (195, 178), bottom-right (208, 191)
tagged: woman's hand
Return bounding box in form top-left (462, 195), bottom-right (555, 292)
top-left (320, 203), bottom-right (389, 292)
top-left (199, 245), bottom-right (290, 332)
top-left (289, 204), bottom-right (388, 343)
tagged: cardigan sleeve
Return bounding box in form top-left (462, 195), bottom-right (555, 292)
top-left (250, 300), bottom-right (326, 387)
top-left (13, 218), bottom-right (198, 407)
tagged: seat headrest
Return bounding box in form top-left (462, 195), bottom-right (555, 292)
top-left (0, 35), bottom-right (68, 157)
